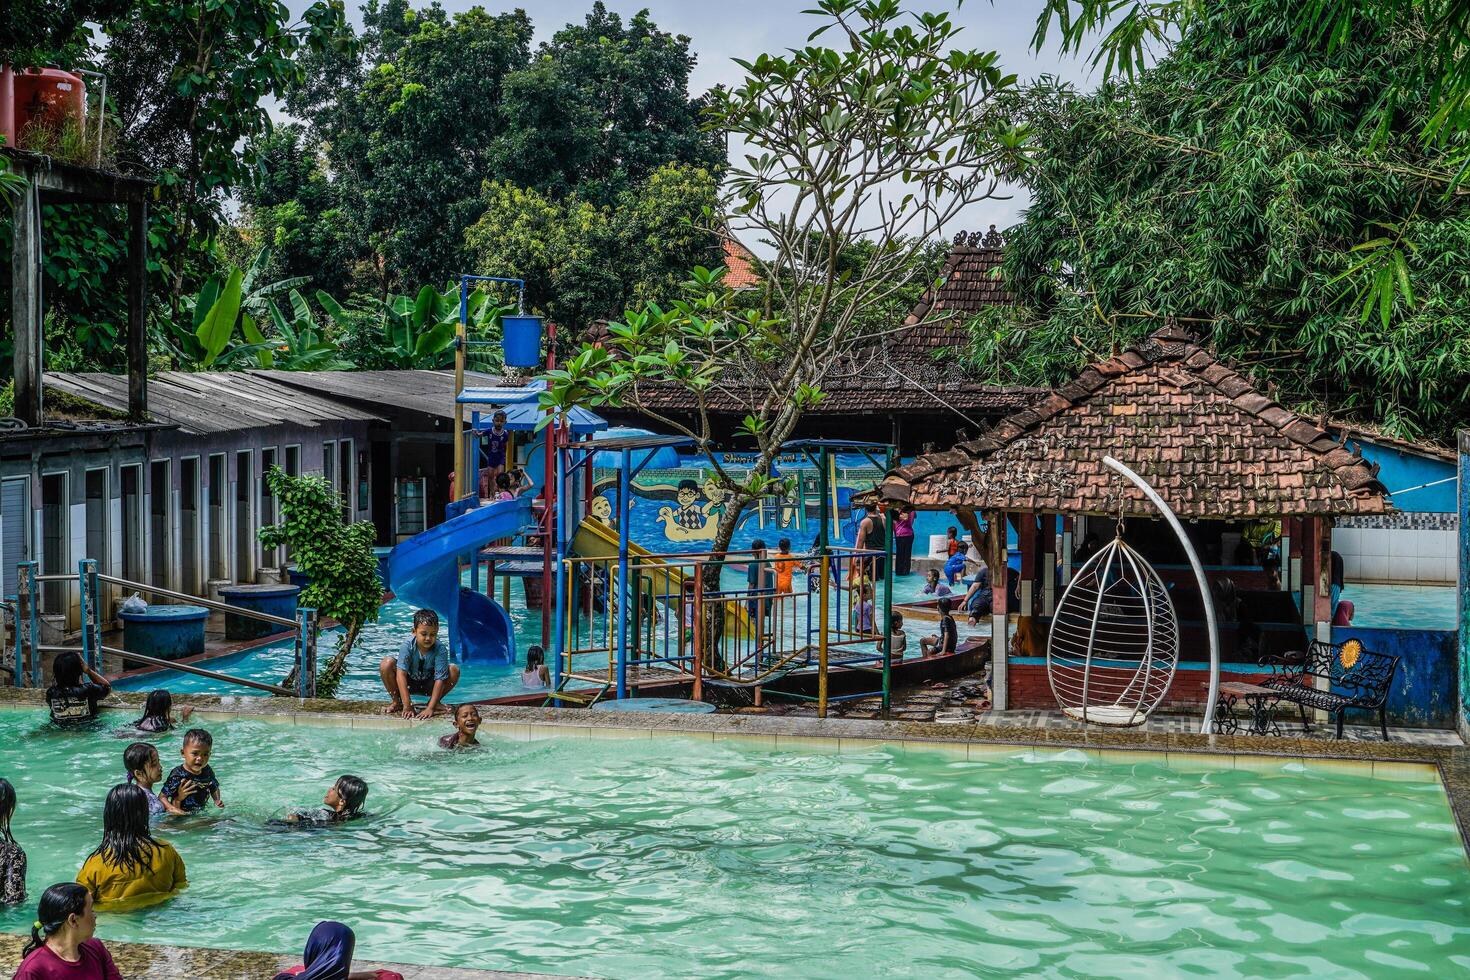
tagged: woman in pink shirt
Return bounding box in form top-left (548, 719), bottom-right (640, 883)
top-left (12, 882), bottom-right (122, 980)
top-left (892, 506), bottom-right (916, 577)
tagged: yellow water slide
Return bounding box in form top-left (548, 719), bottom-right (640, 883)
top-left (571, 518), bottom-right (755, 635)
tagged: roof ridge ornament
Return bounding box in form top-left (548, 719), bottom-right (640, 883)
top-left (952, 224), bottom-right (1005, 249)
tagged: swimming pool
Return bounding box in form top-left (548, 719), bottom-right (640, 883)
top-left (1345, 583), bottom-right (1458, 630)
top-left (0, 709), bottom-right (1464, 977)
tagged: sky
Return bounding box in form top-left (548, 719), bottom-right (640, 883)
top-left (285, 1), bottom-right (1100, 237)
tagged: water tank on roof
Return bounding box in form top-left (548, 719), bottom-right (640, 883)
top-left (4, 67), bottom-right (86, 149)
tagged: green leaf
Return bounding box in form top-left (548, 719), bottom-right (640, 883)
top-left (196, 268), bottom-right (244, 367)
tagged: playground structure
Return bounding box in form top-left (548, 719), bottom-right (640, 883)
top-left (7, 558), bottom-right (318, 697)
top-left (549, 437), bottom-right (899, 717)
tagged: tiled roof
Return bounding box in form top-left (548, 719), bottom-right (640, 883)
top-left (886, 226), bottom-right (1012, 377)
top-left (722, 237), bottom-right (760, 290)
top-left (631, 379), bottom-right (1041, 415)
top-left (879, 325), bottom-right (1391, 519)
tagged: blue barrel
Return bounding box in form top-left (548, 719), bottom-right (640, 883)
top-left (119, 605), bottom-right (209, 667)
top-left (218, 584), bottom-right (301, 641)
top-left (286, 564), bottom-right (310, 589)
top-left (501, 314), bottom-right (543, 368)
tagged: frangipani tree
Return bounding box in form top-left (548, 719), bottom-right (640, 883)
top-left (541, 0), bottom-right (1022, 568)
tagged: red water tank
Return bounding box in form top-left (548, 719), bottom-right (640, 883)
top-left (10, 67), bottom-right (86, 147)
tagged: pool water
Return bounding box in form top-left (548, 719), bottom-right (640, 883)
top-left (1344, 583), bottom-right (1458, 630)
top-left (113, 566), bottom-right (979, 703)
top-left (0, 711), bottom-right (1465, 977)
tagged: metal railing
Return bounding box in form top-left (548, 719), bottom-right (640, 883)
top-left (555, 545), bottom-right (890, 717)
top-left (10, 559), bottom-right (317, 698)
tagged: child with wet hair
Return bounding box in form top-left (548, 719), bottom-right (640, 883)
top-left (276, 776), bottom-right (369, 826)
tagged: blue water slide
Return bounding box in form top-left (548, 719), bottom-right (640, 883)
top-left (386, 497), bottom-right (532, 665)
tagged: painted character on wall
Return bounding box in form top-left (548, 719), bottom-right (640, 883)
top-left (590, 494), bottom-right (613, 524)
top-left (658, 478), bottom-right (719, 542)
top-left (702, 479), bottom-right (729, 524)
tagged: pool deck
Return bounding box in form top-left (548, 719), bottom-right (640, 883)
top-left (0, 933), bottom-right (579, 979)
top-left (1, 684), bottom-right (1466, 976)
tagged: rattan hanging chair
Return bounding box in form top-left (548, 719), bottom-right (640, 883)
top-left (1047, 532), bottom-right (1180, 727)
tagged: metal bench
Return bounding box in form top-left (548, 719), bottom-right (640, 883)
top-left (1258, 639), bottom-right (1399, 740)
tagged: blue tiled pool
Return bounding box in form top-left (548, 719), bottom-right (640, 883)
top-left (1344, 583), bottom-right (1457, 631)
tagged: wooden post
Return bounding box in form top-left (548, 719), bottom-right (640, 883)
top-left (127, 199), bottom-right (149, 420)
top-left (11, 177), bottom-right (41, 426)
top-left (1043, 516), bottom-right (1058, 616)
top-left (986, 510), bottom-right (1008, 711)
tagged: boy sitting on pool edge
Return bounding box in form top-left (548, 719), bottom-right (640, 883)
top-left (379, 609), bottom-right (460, 719)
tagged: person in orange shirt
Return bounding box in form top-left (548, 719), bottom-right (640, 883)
top-left (773, 538), bottom-right (799, 596)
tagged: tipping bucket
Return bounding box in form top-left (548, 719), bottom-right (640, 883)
top-left (501, 314), bottom-right (543, 368)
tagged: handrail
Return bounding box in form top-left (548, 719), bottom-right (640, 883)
top-left (101, 645), bottom-right (292, 696)
top-left (96, 574), bottom-right (296, 628)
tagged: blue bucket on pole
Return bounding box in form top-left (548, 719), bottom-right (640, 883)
top-left (501, 315), bottom-right (544, 368)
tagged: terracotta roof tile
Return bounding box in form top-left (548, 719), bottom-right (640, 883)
top-left (722, 237), bottom-right (761, 290)
top-left (877, 326), bottom-right (1391, 519)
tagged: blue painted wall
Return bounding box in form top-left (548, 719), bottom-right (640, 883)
top-left (1332, 625), bottom-right (1458, 728)
top-left (1348, 438), bottom-right (1456, 513)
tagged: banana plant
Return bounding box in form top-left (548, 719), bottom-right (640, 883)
top-left (164, 247), bottom-right (315, 368)
top-left (243, 288), bottom-right (355, 371)
top-left (378, 283), bottom-right (510, 369)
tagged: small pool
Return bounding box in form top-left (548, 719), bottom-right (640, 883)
top-left (0, 710), bottom-right (1465, 977)
top-left (1344, 583), bottom-right (1458, 630)
top-left (113, 566), bottom-right (980, 702)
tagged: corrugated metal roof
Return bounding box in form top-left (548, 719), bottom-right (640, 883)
top-left (252, 369), bottom-right (506, 421)
top-left (45, 372), bottom-right (383, 436)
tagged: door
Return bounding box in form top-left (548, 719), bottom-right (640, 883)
top-left (179, 457), bottom-right (201, 595)
top-left (149, 460), bottom-right (170, 590)
top-left (2, 477), bottom-right (31, 598)
top-left (234, 451), bottom-right (253, 583)
top-left (207, 454), bottom-right (227, 581)
top-left (119, 465), bottom-right (142, 583)
top-left (41, 472), bottom-right (68, 615)
top-left (259, 447), bottom-right (278, 569)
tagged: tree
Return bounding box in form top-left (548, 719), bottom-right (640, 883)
top-left (542, 0), bottom-right (1018, 572)
top-left (99, 0), bottom-right (349, 306)
top-left (258, 467), bottom-right (381, 698)
top-left (972, 0), bottom-right (1470, 440)
top-left (489, 3), bottom-right (725, 204)
top-left (0, 0), bottom-right (130, 65)
top-left (464, 162), bottom-right (722, 333)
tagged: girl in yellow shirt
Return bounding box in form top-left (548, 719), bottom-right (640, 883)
top-left (77, 784), bottom-right (186, 908)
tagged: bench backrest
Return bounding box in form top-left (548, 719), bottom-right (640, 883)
top-left (1291, 640), bottom-right (1400, 706)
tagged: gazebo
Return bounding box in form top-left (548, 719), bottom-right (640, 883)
top-left (878, 325), bottom-right (1392, 711)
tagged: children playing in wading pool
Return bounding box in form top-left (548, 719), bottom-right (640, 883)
top-left (130, 689), bottom-right (193, 734)
top-left (378, 608), bottom-right (460, 718)
top-left (159, 729), bottom-right (223, 813)
top-left (46, 652), bottom-right (112, 727)
top-left (522, 645), bottom-right (550, 690)
top-left (439, 704), bottom-right (482, 750)
top-left (920, 597), bottom-right (959, 658)
top-left (0, 778), bottom-right (25, 906)
top-left (276, 775), bottom-right (369, 826)
top-left (123, 743), bottom-right (187, 818)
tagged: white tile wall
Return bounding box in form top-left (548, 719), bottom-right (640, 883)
top-left (1337, 523), bottom-right (1457, 585)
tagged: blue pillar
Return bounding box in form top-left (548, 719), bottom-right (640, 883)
top-left (296, 606), bottom-right (318, 699)
top-left (615, 447), bottom-right (632, 699)
top-left (552, 427), bottom-right (568, 690)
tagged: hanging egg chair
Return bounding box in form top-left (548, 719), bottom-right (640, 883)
top-left (1047, 531), bottom-right (1180, 727)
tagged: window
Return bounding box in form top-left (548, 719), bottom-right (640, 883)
top-left (284, 444), bottom-right (301, 477)
top-left (322, 440), bottom-right (336, 488)
top-left (338, 439), bottom-right (354, 522)
top-left (396, 477), bottom-right (426, 539)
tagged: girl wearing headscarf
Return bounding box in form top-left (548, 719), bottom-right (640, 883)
top-left (274, 920), bottom-right (404, 980)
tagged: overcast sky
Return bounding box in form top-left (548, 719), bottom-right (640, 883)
top-left (285, 1), bottom-right (1099, 235)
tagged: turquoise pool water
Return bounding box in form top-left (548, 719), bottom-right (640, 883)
top-left (113, 567), bottom-right (966, 702)
top-left (0, 710), bottom-right (1466, 977)
top-left (1346, 583), bottom-right (1458, 630)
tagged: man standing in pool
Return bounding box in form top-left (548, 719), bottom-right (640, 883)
top-left (378, 609), bottom-right (460, 719)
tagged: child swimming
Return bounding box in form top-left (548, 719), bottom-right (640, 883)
top-left (123, 743), bottom-right (184, 818)
top-left (521, 646), bottom-right (549, 690)
top-left (159, 729), bottom-right (223, 813)
top-left (438, 704), bottom-right (481, 749)
top-left (0, 778), bottom-right (25, 906)
top-left (922, 568), bottom-right (952, 597)
top-left (132, 690), bottom-right (193, 734)
top-left (276, 776), bottom-right (369, 826)
top-left (45, 652), bottom-right (111, 727)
